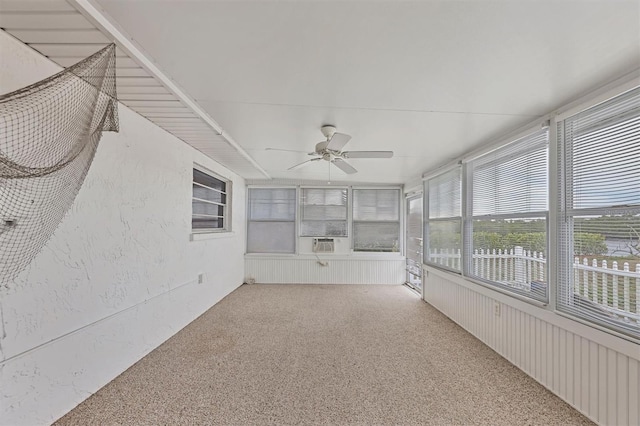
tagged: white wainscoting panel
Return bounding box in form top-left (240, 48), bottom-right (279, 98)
top-left (423, 267), bottom-right (639, 426)
top-left (245, 256), bottom-right (405, 284)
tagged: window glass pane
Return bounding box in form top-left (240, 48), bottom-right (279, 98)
top-left (192, 201), bottom-right (223, 217)
top-left (353, 222), bottom-right (400, 252)
top-left (193, 169), bottom-right (225, 192)
top-left (567, 213), bottom-right (640, 333)
top-left (472, 218), bottom-right (548, 301)
top-left (429, 168), bottom-right (461, 219)
top-left (300, 221), bottom-right (348, 237)
top-left (300, 188), bottom-right (347, 237)
top-left (427, 219), bottom-right (462, 270)
top-left (302, 205), bottom-right (347, 221)
top-left (570, 117), bottom-right (640, 209)
top-left (249, 188), bottom-right (296, 221)
top-left (192, 217), bottom-right (223, 229)
top-left (425, 167), bottom-right (462, 271)
top-left (472, 139), bottom-right (548, 216)
top-left (353, 189), bottom-right (399, 221)
top-left (247, 221), bottom-right (295, 253)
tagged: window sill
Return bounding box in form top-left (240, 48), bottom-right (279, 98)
top-left (190, 231), bottom-right (235, 242)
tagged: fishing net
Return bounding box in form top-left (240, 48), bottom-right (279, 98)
top-left (0, 44), bottom-right (118, 284)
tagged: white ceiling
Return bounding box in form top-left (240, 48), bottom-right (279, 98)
top-left (5, 0), bottom-right (640, 184)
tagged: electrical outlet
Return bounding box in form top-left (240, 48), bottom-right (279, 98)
top-left (494, 302), bottom-right (501, 317)
top-left (198, 273), bottom-right (204, 284)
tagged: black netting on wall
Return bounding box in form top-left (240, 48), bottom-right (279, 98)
top-left (0, 44), bottom-right (119, 284)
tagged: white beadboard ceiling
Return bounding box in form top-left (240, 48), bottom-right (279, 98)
top-left (1, 0), bottom-right (639, 184)
top-left (0, 0), bottom-right (269, 180)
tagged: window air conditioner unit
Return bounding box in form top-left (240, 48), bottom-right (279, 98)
top-left (313, 238), bottom-right (334, 253)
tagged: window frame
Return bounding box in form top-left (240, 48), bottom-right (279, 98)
top-left (246, 186), bottom-right (297, 254)
top-left (351, 187), bottom-right (402, 253)
top-left (191, 165), bottom-right (231, 233)
top-left (556, 86), bottom-right (640, 340)
top-left (463, 129), bottom-right (550, 303)
top-left (424, 166), bottom-right (463, 273)
top-left (299, 186), bottom-right (349, 238)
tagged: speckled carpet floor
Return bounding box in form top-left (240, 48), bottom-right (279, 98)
top-left (56, 284), bottom-right (592, 425)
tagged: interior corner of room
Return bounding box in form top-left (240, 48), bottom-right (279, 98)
top-left (0, 0), bottom-right (638, 425)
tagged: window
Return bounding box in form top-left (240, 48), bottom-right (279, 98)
top-left (352, 189), bottom-right (401, 252)
top-left (425, 167), bottom-right (462, 272)
top-left (558, 87), bottom-right (640, 338)
top-left (247, 188), bottom-right (296, 253)
top-left (192, 168), bottom-right (229, 231)
top-left (466, 129), bottom-right (549, 301)
top-left (300, 188), bottom-right (348, 237)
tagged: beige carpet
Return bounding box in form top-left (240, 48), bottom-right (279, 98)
top-left (56, 284), bottom-right (592, 425)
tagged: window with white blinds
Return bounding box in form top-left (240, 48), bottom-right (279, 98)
top-left (192, 168), bottom-right (229, 231)
top-left (300, 188), bottom-right (348, 237)
top-left (353, 189), bottom-right (401, 252)
top-left (466, 129), bottom-right (549, 301)
top-left (425, 167), bottom-right (462, 271)
top-left (247, 188), bottom-right (296, 253)
top-left (557, 87), bottom-right (640, 339)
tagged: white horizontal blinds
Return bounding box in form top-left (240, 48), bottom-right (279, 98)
top-left (192, 169), bottom-right (227, 230)
top-left (558, 87), bottom-right (640, 339)
top-left (353, 189), bottom-right (399, 221)
top-left (247, 188), bottom-right (296, 253)
top-left (300, 188), bottom-right (348, 237)
top-left (472, 130), bottom-right (548, 216)
top-left (429, 168), bottom-right (461, 219)
top-left (468, 129), bottom-right (549, 302)
top-left (425, 167), bottom-right (462, 271)
top-left (353, 189), bottom-right (400, 252)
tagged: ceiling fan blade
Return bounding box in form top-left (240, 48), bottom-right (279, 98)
top-left (342, 151), bottom-right (394, 159)
top-left (331, 158), bottom-right (357, 174)
top-left (265, 147), bottom-right (310, 154)
top-left (326, 132), bottom-right (351, 151)
top-left (288, 157), bottom-right (322, 171)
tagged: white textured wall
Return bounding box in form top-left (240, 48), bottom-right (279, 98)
top-left (423, 266), bottom-right (640, 426)
top-left (0, 31), bottom-right (246, 425)
top-left (245, 255), bottom-right (405, 284)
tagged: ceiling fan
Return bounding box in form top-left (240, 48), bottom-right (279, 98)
top-left (267, 125), bottom-right (394, 174)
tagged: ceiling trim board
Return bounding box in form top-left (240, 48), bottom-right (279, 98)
top-left (116, 86), bottom-right (171, 94)
top-left (28, 43), bottom-right (128, 57)
top-left (118, 94), bottom-right (177, 101)
top-left (50, 56), bottom-right (138, 67)
top-left (4, 29), bottom-right (109, 43)
top-left (0, 12), bottom-right (95, 30)
top-left (122, 101), bottom-right (185, 108)
top-left (0, 1), bottom-right (76, 12)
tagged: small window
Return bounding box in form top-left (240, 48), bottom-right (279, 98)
top-left (247, 188), bottom-right (296, 253)
top-left (192, 167), bottom-right (230, 232)
top-left (300, 188), bottom-right (348, 237)
top-left (353, 189), bottom-right (401, 252)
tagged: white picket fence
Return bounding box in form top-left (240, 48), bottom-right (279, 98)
top-left (428, 247), bottom-right (639, 322)
top-left (573, 258), bottom-right (640, 322)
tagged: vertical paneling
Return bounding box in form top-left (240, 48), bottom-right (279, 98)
top-left (245, 257), bottom-right (405, 285)
top-left (629, 358), bottom-right (639, 426)
top-left (423, 270), bottom-right (639, 426)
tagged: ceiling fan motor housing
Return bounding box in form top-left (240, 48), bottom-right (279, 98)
top-left (321, 125), bottom-right (337, 139)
